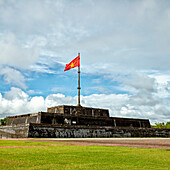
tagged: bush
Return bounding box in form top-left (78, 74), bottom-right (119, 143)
top-left (0, 117), bottom-right (9, 126)
top-left (152, 122), bottom-right (170, 129)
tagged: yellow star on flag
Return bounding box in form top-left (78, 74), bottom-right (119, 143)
top-left (71, 62), bottom-right (74, 68)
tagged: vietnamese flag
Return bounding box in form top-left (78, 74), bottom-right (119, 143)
top-left (64, 55), bottom-right (80, 71)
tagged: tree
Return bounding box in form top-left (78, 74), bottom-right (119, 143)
top-left (0, 117), bottom-right (9, 126)
top-left (165, 122), bottom-right (170, 129)
top-left (152, 122), bottom-right (170, 129)
top-left (155, 122), bottom-right (165, 128)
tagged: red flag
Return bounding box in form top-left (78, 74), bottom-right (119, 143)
top-left (64, 55), bottom-right (80, 71)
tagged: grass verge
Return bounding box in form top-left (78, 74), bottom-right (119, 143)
top-left (0, 140), bottom-right (70, 147)
top-left (0, 140), bottom-right (169, 169)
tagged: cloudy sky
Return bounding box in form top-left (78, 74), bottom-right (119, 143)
top-left (0, 0), bottom-right (170, 124)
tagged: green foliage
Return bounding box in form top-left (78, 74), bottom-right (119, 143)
top-left (166, 122), bottom-right (170, 128)
top-left (0, 116), bottom-right (9, 126)
top-left (151, 122), bottom-right (170, 129)
top-left (0, 141), bottom-right (169, 169)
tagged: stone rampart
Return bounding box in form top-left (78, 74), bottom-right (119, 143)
top-left (1, 123), bottom-right (170, 138)
top-left (28, 123), bottom-right (170, 138)
top-left (0, 124), bottom-right (29, 138)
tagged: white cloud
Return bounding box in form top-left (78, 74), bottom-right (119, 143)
top-left (1, 0), bottom-right (170, 70)
top-left (4, 87), bottom-right (28, 101)
top-left (0, 88), bottom-right (28, 114)
top-left (27, 90), bottom-right (42, 95)
top-left (0, 66), bottom-right (27, 89)
top-left (28, 64), bottom-right (55, 74)
top-left (27, 96), bottom-right (45, 113)
top-left (0, 87), bottom-right (45, 115)
top-left (0, 87), bottom-right (170, 124)
top-left (45, 94), bottom-right (77, 107)
top-left (0, 33), bottom-right (39, 68)
top-left (148, 72), bottom-right (170, 98)
top-left (125, 74), bottom-right (157, 92)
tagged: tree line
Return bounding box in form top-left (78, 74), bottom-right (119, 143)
top-left (151, 122), bottom-right (170, 129)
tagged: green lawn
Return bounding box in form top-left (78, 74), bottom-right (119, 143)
top-left (0, 140), bottom-right (69, 147)
top-left (0, 140), bottom-right (169, 169)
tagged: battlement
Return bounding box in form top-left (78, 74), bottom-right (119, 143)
top-left (47, 105), bottom-right (109, 118)
top-left (6, 105), bottom-right (151, 128)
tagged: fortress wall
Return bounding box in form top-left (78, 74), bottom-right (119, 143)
top-left (27, 116), bottom-right (38, 124)
top-left (9, 117), bottom-right (27, 125)
top-left (5, 112), bottom-right (151, 128)
top-left (47, 105), bottom-right (109, 117)
top-left (28, 124), bottom-right (170, 138)
top-left (39, 112), bottom-right (151, 128)
top-left (1, 123), bottom-right (169, 138)
top-left (6, 113), bottom-right (151, 128)
top-left (0, 124), bottom-right (29, 138)
top-left (6, 113), bottom-right (41, 126)
top-left (111, 118), bottom-right (151, 128)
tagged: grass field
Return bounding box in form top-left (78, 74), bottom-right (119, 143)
top-left (0, 140), bottom-right (170, 169)
top-left (0, 140), bottom-right (70, 147)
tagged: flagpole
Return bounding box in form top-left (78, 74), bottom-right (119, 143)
top-left (77, 52), bottom-right (81, 106)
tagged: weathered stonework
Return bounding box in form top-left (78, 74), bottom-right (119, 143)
top-left (27, 124), bottom-right (170, 138)
top-left (6, 105), bottom-right (151, 128)
top-left (0, 124), bottom-right (29, 138)
top-left (1, 105), bottom-right (167, 138)
top-left (1, 123), bottom-right (170, 138)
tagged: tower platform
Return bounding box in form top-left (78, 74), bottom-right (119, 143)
top-left (3, 105), bottom-right (169, 138)
top-left (6, 105), bottom-right (150, 128)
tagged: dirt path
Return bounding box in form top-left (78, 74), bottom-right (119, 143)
top-left (1, 138), bottom-right (170, 149)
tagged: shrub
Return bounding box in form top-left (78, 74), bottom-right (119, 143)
top-left (0, 117), bottom-right (9, 126)
top-left (152, 122), bottom-right (170, 129)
